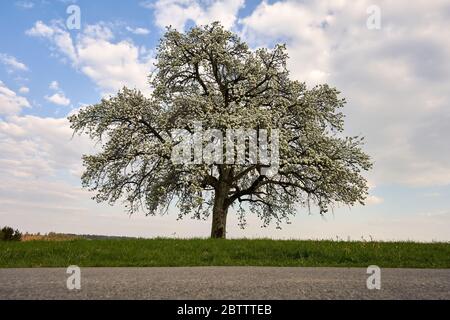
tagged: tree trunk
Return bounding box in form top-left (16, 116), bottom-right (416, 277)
top-left (210, 183), bottom-right (229, 239)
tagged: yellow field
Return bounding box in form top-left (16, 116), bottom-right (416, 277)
top-left (21, 232), bottom-right (81, 241)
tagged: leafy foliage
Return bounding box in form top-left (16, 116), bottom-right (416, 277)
top-left (0, 226), bottom-right (22, 241)
top-left (69, 22), bottom-right (372, 231)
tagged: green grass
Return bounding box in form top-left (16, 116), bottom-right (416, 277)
top-left (1, 238), bottom-right (449, 268)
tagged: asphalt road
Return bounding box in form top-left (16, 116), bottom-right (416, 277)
top-left (0, 267), bottom-right (449, 300)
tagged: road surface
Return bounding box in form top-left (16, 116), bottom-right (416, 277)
top-left (1, 267), bottom-right (449, 299)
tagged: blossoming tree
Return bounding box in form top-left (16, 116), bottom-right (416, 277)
top-left (69, 22), bottom-right (372, 239)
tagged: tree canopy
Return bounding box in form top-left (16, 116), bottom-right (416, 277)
top-left (69, 22), bottom-right (372, 238)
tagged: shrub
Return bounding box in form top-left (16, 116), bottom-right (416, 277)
top-left (0, 226), bottom-right (22, 241)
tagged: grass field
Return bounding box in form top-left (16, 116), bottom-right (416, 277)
top-left (0, 238), bottom-right (449, 268)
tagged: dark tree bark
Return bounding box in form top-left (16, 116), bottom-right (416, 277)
top-left (210, 181), bottom-right (229, 239)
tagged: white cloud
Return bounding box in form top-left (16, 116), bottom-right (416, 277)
top-left (0, 114), bottom-right (109, 236)
top-left (126, 26), bottom-right (151, 35)
top-left (0, 115), bottom-right (92, 179)
top-left (84, 24), bottom-right (115, 41)
top-left (26, 20), bottom-right (55, 37)
top-left (77, 35), bottom-right (154, 96)
top-left (19, 86), bottom-right (30, 94)
top-left (139, 0), bottom-right (153, 9)
top-left (0, 114), bottom-right (153, 237)
top-left (49, 81), bottom-right (59, 90)
top-left (15, 1), bottom-right (34, 9)
top-left (151, 0), bottom-right (245, 31)
top-left (45, 92), bottom-right (71, 106)
top-left (365, 182), bottom-right (383, 205)
top-left (27, 21), bottom-right (154, 96)
top-left (0, 81), bottom-right (31, 115)
top-left (45, 81), bottom-right (70, 106)
top-left (240, 0), bottom-right (337, 85)
top-left (26, 20), bottom-right (77, 62)
top-left (0, 53), bottom-right (29, 72)
top-left (365, 195), bottom-right (384, 205)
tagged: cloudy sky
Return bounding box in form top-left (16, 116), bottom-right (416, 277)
top-left (0, 0), bottom-right (449, 241)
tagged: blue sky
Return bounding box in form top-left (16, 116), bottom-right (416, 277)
top-left (0, 0), bottom-right (449, 241)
